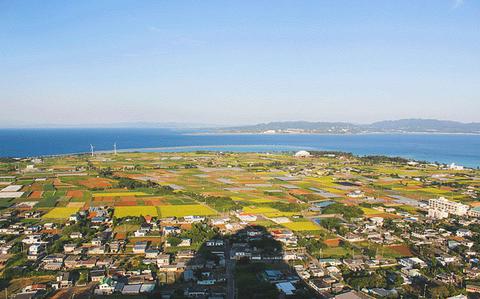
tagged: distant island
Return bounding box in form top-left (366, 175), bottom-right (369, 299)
top-left (213, 119), bottom-right (480, 134)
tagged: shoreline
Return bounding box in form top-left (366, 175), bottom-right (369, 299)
top-left (185, 131), bottom-right (480, 136)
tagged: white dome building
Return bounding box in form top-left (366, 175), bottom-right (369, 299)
top-left (294, 150), bottom-right (311, 158)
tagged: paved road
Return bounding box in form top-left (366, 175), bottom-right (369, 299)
top-left (225, 239), bottom-right (235, 299)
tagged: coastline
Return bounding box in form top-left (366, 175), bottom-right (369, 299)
top-left (185, 131), bottom-right (480, 136)
top-left (1, 130), bottom-right (478, 167)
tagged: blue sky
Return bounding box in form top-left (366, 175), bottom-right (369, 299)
top-left (0, 0), bottom-right (479, 126)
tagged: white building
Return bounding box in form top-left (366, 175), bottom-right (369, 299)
top-left (399, 257), bottom-right (427, 269)
top-left (347, 190), bottom-right (365, 198)
top-left (428, 209), bottom-right (449, 219)
top-left (294, 150), bottom-right (311, 158)
top-left (428, 197), bottom-right (469, 217)
top-left (449, 163), bottom-right (464, 170)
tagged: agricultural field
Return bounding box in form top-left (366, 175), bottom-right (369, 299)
top-left (282, 221), bottom-right (321, 231)
top-left (158, 204), bottom-right (217, 218)
top-left (0, 148), bottom-right (479, 299)
top-left (114, 206), bottom-right (158, 218)
top-left (92, 192), bottom-right (148, 197)
top-left (43, 207), bottom-right (80, 219)
top-left (0, 150), bottom-right (478, 256)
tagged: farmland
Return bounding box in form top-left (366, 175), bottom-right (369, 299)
top-left (92, 192), bottom-right (148, 197)
top-left (0, 150), bottom-right (479, 298)
top-left (43, 207), bottom-right (80, 219)
top-left (282, 221), bottom-right (321, 231)
top-left (158, 204), bottom-right (217, 218)
top-left (114, 206), bottom-right (158, 218)
top-left (0, 151), bottom-right (477, 227)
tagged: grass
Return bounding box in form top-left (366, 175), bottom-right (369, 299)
top-left (92, 192), bottom-right (147, 197)
top-left (114, 206), bottom-right (158, 218)
top-left (282, 221), bottom-right (321, 231)
top-left (35, 190), bottom-right (59, 207)
top-left (43, 207), bottom-right (80, 219)
top-left (320, 246), bottom-right (350, 258)
top-left (252, 220), bottom-right (276, 228)
top-left (166, 197), bottom-right (195, 205)
top-left (158, 204), bottom-right (217, 218)
top-left (0, 199), bottom-right (13, 208)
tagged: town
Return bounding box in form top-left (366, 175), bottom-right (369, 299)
top-left (0, 150), bottom-right (478, 299)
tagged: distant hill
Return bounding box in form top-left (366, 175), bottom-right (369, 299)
top-left (217, 119), bottom-right (480, 134)
top-left (367, 119), bottom-right (480, 133)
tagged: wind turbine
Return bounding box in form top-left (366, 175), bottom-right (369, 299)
top-left (90, 144), bottom-right (94, 157)
top-left (113, 142), bottom-right (117, 155)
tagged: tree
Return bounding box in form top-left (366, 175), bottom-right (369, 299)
top-left (322, 203), bottom-right (364, 219)
top-left (167, 236), bottom-right (182, 247)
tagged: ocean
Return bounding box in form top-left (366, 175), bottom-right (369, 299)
top-left (0, 128), bottom-right (479, 167)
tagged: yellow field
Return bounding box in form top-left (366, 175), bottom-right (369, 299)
top-left (242, 206), bottom-right (298, 217)
top-left (43, 207), bottom-right (80, 219)
top-left (418, 187), bottom-right (450, 194)
top-left (246, 198), bottom-right (275, 203)
top-left (114, 206), bottom-right (158, 218)
top-left (243, 206), bottom-right (279, 214)
top-left (231, 196), bottom-right (250, 202)
top-left (158, 204), bottom-right (217, 218)
top-left (282, 221), bottom-right (321, 231)
top-left (360, 207), bottom-right (380, 215)
top-left (392, 187), bottom-right (448, 195)
top-left (92, 192), bottom-right (147, 197)
top-left (66, 202), bottom-right (85, 208)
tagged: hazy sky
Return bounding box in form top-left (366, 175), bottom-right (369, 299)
top-left (1, 0), bottom-right (479, 126)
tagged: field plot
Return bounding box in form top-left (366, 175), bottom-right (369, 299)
top-left (114, 206), bottom-right (158, 218)
top-left (360, 207), bottom-right (380, 215)
top-left (92, 192), bottom-right (147, 197)
top-left (78, 177), bottom-right (113, 188)
top-left (242, 206), bottom-right (279, 214)
top-left (158, 204), bottom-right (217, 218)
top-left (43, 207), bottom-right (80, 219)
top-left (67, 202), bottom-right (85, 208)
top-left (282, 221), bottom-right (321, 231)
top-left (66, 190), bottom-right (84, 198)
top-left (241, 206), bottom-right (297, 217)
top-left (29, 191), bottom-right (43, 199)
top-left (321, 246), bottom-right (350, 258)
top-left (386, 244), bottom-right (413, 257)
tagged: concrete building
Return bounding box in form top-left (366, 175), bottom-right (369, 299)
top-left (428, 197), bottom-right (469, 217)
